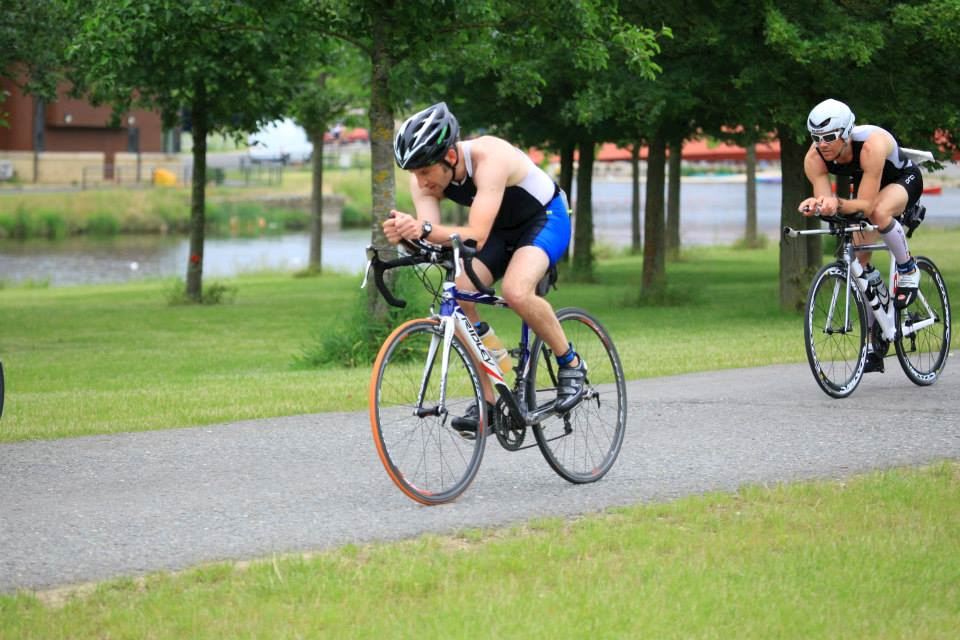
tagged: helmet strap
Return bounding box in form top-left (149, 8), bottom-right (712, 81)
top-left (441, 144), bottom-right (460, 178)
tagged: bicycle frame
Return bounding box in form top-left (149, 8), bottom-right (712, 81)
top-left (786, 220), bottom-right (938, 342)
top-left (424, 281), bottom-right (560, 428)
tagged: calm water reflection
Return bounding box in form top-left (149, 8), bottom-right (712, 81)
top-left (0, 229), bottom-right (372, 287)
top-left (3, 181), bottom-right (958, 287)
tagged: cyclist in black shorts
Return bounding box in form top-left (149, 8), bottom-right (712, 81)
top-left (383, 102), bottom-right (585, 431)
top-left (798, 98), bottom-right (924, 372)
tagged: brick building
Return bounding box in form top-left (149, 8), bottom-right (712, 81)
top-left (1, 78), bottom-right (181, 185)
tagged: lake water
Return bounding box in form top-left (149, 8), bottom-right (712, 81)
top-left (3, 180), bottom-right (959, 287)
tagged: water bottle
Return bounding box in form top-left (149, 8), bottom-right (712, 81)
top-left (863, 264), bottom-right (889, 311)
top-left (475, 322), bottom-right (512, 372)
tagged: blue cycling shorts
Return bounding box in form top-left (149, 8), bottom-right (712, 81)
top-left (476, 191), bottom-right (571, 281)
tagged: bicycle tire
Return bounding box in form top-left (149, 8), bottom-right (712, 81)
top-left (528, 307), bottom-right (626, 484)
top-left (895, 256), bottom-right (951, 386)
top-left (0, 360), bottom-right (4, 420)
top-left (804, 263), bottom-right (868, 398)
top-left (370, 318), bottom-right (486, 505)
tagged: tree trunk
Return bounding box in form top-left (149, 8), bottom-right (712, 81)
top-left (667, 137), bottom-right (681, 258)
top-left (559, 142), bottom-right (575, 263)
top-left (745, 144), bottom-right (758, 247)
top-left (186, 86), bottom-right (207, 302)
top-left (778, 132), bottom-right (820, 311)
top-left (308, 128), bottom-right (325, 272)
top-left (631, 143), bottom-right (641, 254)
top-left (559, 142), bottom-right (574, 202)
top-left (571, 138), bottom-right (595, 281)
top-left (642, 134), bottom-right (666, 292)
top-left (367, 18), bottom-right (396, 321)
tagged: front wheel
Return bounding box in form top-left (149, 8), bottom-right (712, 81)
top-left (528, 308), bottom-right (627, 483)
top-left (370, 318), bottom-right (486, 505)
top-left (804, 263), bottom-right (868, 398)
top-left (895, 256), bottom-right (951, 385)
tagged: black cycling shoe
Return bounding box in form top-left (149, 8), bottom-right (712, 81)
top-left (450, 402), bottom-right (493, 439)
top-left (555, 358), bottom-right (588, 413)
top-left (864, 351), bottom-right (885, 374)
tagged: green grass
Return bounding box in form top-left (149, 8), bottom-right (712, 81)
top-left (2, 462), bottom-right (958, 638)
top-left (2, 228), bottom-right (958, 443)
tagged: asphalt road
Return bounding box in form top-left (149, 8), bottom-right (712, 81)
top-left (2, 362), bottom-right (958, 594)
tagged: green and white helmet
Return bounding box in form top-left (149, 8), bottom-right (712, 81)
top-left (394, 102), bottom-right (459, 169)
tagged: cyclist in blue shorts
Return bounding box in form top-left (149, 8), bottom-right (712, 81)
top-left (383, 102), bottom-right (585, 433)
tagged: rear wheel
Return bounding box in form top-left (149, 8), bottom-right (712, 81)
top-left (805, 263), bottom-right (868, 398)
top-left (370, 318), bottom-right (486, 505)
top-left (895, 257), bottom-right (951, 385)
top-left (528, 308), bottom-right (626, 483)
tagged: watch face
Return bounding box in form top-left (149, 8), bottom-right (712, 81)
top-left (421, 222), bottom-right (432, 238)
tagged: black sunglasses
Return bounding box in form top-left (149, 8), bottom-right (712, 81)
top-left (811, 131), bottom-right (842, 144)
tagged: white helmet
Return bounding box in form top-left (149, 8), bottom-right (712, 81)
top-left (807, 99), bottom-right (855, 140)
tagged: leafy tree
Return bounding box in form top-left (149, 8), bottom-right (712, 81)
top-left (1, 0), bottom-right (72, 107)
top-left (739, 1), bottom-right (960, 310)
top-left (288, 43), bottom-right (369, 272)
top-left (425, 1), bottom-right (667, 281)
top-left (68, 0), bottom-right (318, 301)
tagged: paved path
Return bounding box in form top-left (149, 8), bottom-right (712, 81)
top-left (2, 362), bottom-right (958, 593)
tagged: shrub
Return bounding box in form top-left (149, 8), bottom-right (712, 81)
top-left (163, 279), bottom-right (238, 305)
top-left (294, 267), bottom-right (432, 369)
top-left (86, 213), bottom-right (120, 236)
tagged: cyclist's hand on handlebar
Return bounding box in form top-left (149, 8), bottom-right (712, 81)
top-left (386, 210), bottom-right (425, 243)
top-left (798, 196), bottom-right (839, 217)
top-left (382, 210), bottom-right (418, 245)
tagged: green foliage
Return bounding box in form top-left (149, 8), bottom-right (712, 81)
top-left (205, 202), bottom-right (308, 234)
top-left (66, 0), bottom-right (320, 135)
top-left (164, 279), bottom-right (238, 306)
top-left (295, 267), bottom-right (429, 369)
top-left (86, 214), bottom-right (120, 237)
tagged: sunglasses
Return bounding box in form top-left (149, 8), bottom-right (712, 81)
top-left (811, 130), bottom-right (842, 144)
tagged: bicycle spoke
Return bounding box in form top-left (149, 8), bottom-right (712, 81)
top-left (530, 308), bottom-right (626, 483)
top-left (371, 319), bottom-right (485, 504)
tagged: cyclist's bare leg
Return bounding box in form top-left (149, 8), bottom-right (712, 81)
top-left (501, 247), bottom-right (578, 367)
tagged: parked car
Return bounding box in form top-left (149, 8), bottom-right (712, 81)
top-left (247, 118), bottom-right (313, 164)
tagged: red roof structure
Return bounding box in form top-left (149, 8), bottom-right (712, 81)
top-left (528, 139), bottom-right (781, 164)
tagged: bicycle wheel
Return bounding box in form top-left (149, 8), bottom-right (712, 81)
top-left (370, 318), bottom-right (486, 505)
top-left (528, 308), bottom-right (626, 483)
top-left (895, 256), bottom-right (951, 385)
top-left (805, 263), bottom-right (868, 398)
top-left (0, 360), bottom-right (4, 419)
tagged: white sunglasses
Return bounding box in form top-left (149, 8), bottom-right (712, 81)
top-left (811, 130), bottom-right (842, 144)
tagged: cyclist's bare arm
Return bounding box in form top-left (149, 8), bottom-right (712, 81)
top-left (798, 131), bottom-right (892, 217)
top-left (799, 145), bottom-right (837, 215)
top-left (388, 136), bottom-right (524, 247)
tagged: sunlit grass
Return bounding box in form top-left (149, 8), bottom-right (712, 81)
top-left (2, 463), bottom-right (958, 639)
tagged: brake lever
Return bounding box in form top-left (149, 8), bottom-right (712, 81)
top-left (450, 234), bottom-right (463, 278)
top-left (360, 245), bottom-right (375, 289)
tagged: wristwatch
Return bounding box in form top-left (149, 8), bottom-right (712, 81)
top-left (420, 221), bottom-right (433, 240)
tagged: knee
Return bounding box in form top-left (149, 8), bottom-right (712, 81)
top-left (501, 281), bottom-right (533, 309)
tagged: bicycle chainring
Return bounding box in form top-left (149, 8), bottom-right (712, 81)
top-left (871, 322), bottom-right (890, 357)
top-left (493, 397), bottom-right (526, 451)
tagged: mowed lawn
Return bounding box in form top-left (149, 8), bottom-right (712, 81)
top-left (1, 227), bottom-right (958, 442)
